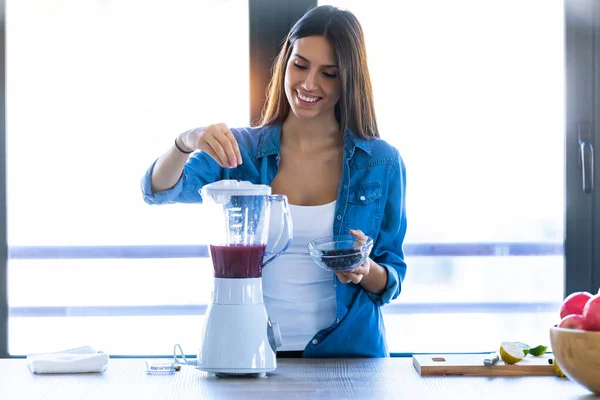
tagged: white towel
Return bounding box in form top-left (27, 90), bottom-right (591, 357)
top-left (27, 345), bottom-right (109, 374)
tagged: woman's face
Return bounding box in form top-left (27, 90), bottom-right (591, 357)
top-left (284, 36), bottom-right (341, 121)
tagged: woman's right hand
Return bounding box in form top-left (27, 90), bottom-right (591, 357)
top-left (180, 123), bottom-right (243, 169)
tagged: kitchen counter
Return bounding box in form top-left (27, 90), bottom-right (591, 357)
top-left (0, 358), bottom-right (597, 399)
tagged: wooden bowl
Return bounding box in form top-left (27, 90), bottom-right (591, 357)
top-left (549, 326), bottom-right (600, 394)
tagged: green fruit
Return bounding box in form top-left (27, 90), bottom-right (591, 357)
top-left (514, 342), bottom-right (530, 356)
top-left (529, 345), bottom-right (548, 356)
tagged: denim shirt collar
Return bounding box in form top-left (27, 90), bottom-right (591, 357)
top-left (255, 123), bottom-right (372, 159)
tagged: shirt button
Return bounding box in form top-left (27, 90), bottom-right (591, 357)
top-left (360, 195), bottom-right (366, 201)
top-left (337, 215), bottom-right (342, 220)
top-left (312, 339), bottom-right (318, 345)
top-left (343, 184), bottom-right (348, 189)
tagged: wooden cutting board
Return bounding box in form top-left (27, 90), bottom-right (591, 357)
top-left (412, 354), bottom-right (555, 376)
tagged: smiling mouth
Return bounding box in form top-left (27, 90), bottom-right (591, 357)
top-left (296, 90), bottom-right (322, 105)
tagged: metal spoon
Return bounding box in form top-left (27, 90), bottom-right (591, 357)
top-left (483, 352), bottom-right (500, 366)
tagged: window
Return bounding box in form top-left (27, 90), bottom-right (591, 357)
top-left (2, 0), bottom-right (598, 357)
top-left (6, 0), bottom-right (249, 355)
top-left (320, 0), bottom-right (565, 352)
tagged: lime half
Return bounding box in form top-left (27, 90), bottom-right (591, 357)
top-left (529, 345), bottom-right (548, 356)
top-left (499, 342), bottom-right (525, 364)
top-left (514, 342), bottom-right (531, 356)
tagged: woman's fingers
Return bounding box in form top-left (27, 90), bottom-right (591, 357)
top-left (335, 272), bottom-right (352, 284)
top-left (349, 229), bottom-right (367, 247)
top-left (336, 257), bottom-right (370, 285)
top-left (336, 270), bottom-right (365, 284)
top-left (203, 135), bottom-right (231, 168)
top-left (197, 124), bottom-right (242, 168)
top-left (210, 125), bottom-right (238, 168)
top-left (224, 129), bottom-right (243, 165)
top-left (215, 124), bottom-right (241, 167)
top-left (200, 146), bottom-right (225, 168)
top-left (348, 264), bottom-right (369, 276)
top-left (350, 229), bottom-right (367, 240)
top-left (343, 271), bottom-right (363, 284)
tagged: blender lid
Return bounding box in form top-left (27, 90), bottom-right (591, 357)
top-left (200, 180), bottom-right (272, 204)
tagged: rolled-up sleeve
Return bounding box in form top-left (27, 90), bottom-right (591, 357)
top-left (141, 159), bottom-right (186, 205)
top-left (367, 150), bottom-right (408, 306)
top-left (140, 151), bottom-right (224, 205)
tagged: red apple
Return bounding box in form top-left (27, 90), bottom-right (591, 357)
top-left (559, 291), bottom-right (593, 319)
top-left (558, 314), bottom-right (586, 330)
top-left (582, 294), bottom-right (600, 331)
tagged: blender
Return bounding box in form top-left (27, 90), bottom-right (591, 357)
top-left (196, 180), bottom-right (292, 376)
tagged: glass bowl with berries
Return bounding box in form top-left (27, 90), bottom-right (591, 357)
top-left (307, 234), bottom-right (373, 273)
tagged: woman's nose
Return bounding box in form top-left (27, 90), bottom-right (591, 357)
top-left (301, 71), bottom-right (318, 91)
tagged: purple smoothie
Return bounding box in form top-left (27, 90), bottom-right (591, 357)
top-left (209, 244), bottom-right (267, 278)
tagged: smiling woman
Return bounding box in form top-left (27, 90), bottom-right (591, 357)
top-left (142, 5), bottom-right (407, 358)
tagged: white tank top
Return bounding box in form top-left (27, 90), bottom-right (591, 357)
top-left (262, 201), bottom-right (337, 351)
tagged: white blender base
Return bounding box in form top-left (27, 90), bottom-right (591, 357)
top-left (196, 298), bottom-right (277, 375)
top-left (204, 370), bottom-right (268, 378)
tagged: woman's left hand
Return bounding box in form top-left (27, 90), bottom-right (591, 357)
top-left (335, 229), bottom-right (371, 284)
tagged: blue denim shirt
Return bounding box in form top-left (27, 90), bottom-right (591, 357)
top-left (141, 124), bottom-right (407, 358)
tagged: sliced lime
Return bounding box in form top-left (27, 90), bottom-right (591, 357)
top-left (514, 342), bottom-right (531, 356)
top-left (529, 345), bottom-right (548, 356)
top-left (499, 342), bottom-right (525, 364)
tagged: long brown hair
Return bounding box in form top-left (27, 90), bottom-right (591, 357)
top-left (257, 5), bottom-right (379, 139)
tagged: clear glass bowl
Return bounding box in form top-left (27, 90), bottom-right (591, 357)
top-left (307, 235), bottom-right (373, 272)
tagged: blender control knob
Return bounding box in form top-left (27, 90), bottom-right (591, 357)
top-left (271, 322), bottom-right (282, 348)
top-left (267, 318), bottom-right (283, 351)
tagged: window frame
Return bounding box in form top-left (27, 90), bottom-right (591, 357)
top-left (564, 0), bottom-right (600, 295)
top-left (0, 0), bottom-right (6, 359)
top-left (592, 0), bottom-right (600, 292)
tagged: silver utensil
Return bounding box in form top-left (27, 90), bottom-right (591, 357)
top-left (483, 352), bottom-right (500, 366)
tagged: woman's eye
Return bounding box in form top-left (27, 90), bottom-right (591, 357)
top-left (323, 72), bottom-right (337, 78)
top-left (293, 63), bottom-right (308, 70)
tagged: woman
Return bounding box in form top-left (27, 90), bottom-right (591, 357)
top-left (141, 5), bottom-right (407, 358)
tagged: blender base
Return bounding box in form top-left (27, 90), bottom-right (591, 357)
top-left (197, 280), bottom-right (279, 375)
top-left (206, 371), bottom-right (268, 379)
